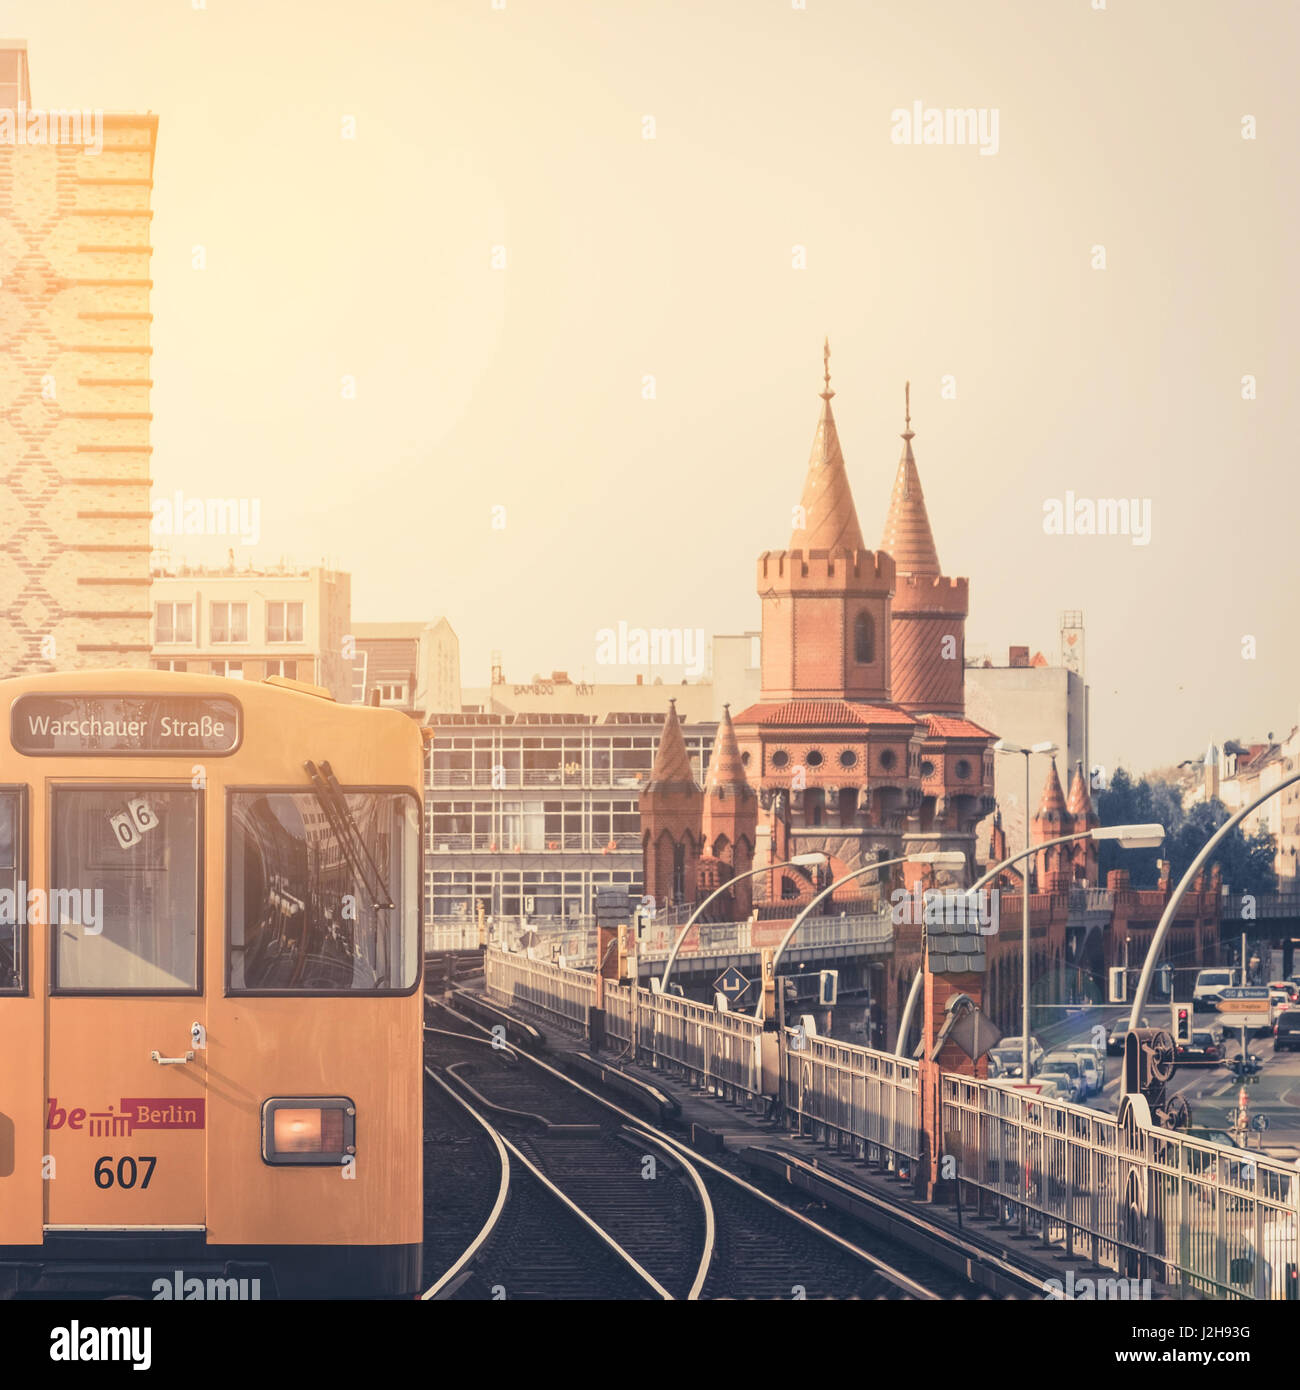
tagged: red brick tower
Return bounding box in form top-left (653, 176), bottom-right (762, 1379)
top-left (1032, 758), bottom-right (1073, 891)
top-left (882, 384), bottom-right (969, 716)
top-left (699, 704), bottom-right (758, 918)
top-left (639, 700), bottom-right (703, 909)
top-left (1066, 760), bottom-right (1099, 885)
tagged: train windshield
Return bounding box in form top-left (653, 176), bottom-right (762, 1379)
top-left (228, 790), bottom-right (419, 993)
top-left (51, 787), bottom-right (201, 992)
top-left (0, 792), bottom-right (19, 990)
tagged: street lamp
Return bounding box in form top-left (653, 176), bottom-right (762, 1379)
top-left (755, 850), bottom-right (967, 1021)
top-left (659, 851), bottom-right (827, 994)
top-left (994, 739), bottom-right (1058, 1086)
top-left (894, 820), bottom-right (1166, 1071)
top-left (1127, 768), bottom-right (1300, 1031)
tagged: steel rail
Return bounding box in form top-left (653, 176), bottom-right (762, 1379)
top-left (427, 1005), bottom-right (940, 1299)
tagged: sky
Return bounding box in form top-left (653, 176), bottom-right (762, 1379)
top-left (8, 0), bottom-right (1299, 773)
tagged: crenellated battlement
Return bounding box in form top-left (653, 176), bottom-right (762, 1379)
top-left (757, 547), bottom-right (895, 595)
top-left (890, 573), bottom-right (969, 616)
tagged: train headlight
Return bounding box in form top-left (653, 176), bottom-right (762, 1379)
top-left (262, 1097), bottom-right (356, 1165)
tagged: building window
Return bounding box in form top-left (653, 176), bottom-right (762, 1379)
top-left (155, 602), bottom-right (193, 644)
top-left (153, 660), bottom-right (188, 673)
top-left (805, 749), bottom-right (824, 767)
top-left (954, 758), bottom-right (972, 780)
top-left (210, 661), bottom-right (244, 680)
top-left (839, 749), bottom-right (858, 768)
top-left (264, 659), bottom-right (297, 679)
top-left (267, 600), bottom-right (304, 644)
top-left (771, 750), bottom-right (790, 769)
top-left (378, 682), bottom-right (409, 705)
top-left (210, 601), bottom-right (248, 644)
top-left (879, 748), bottom-right (897, 771)
top-left (854, 611), bottom-right (875, 664)
top-left (921, 759), bottom-right (936, 778)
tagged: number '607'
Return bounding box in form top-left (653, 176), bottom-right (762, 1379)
top-left (94, 1156), bottom-right (156, 1189)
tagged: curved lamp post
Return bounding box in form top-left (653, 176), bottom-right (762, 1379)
top-left (659, 851), bottom-right (827, 994)
top-left (895, 821), bottom-right (1166, 1071)
top-left (1128, 770), bottom-right (1300, 1031)
top-left (753, 850), bottom-right (967, 1021)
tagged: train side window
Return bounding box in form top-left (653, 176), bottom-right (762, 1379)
top-left (0, 791), bottom-right (22, 992)
top-left (51, 787), bottom-right (201, 993)
top-left (228, 789), bottom-right (419, 994)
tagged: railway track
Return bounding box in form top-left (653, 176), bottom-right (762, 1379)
top-left (423, 998), bottom-right (968, 1299)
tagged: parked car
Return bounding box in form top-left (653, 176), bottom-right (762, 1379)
top-left (1275, 1011), bottom-right (1300, 1052)
top-left (1065, 1041), bottom-right (1107, 1088)
top-left (1194, 968), bottom-right (1242, 1012)
top-left (1038, 1052), bottom-right (1087, 1103)
top-left (1175, 1029), bottom-right (1223, 1066)
top-left (1270, 990), bottom-right (1292, 1025)
top-left (1001, 1035), bottom-right (1045, 1071)
top-left (1032, 1076), bottom-right (1070, 1102)
top-left (1107, 1016), bottom-right (1147, 1056)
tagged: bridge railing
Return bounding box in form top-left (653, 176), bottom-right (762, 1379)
top-left (484, 947), bottom-right (596, 1029)
top-left (424, 920), bottom-right (481, 953)
top-left (783, 1034), bottom-right (920, 1167)
top-left (941, 1075), bottom-right (1300, 1299)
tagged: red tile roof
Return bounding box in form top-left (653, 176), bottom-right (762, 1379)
top-left (921, 714), bottom-right (995, 740)
top-left (734, 700), bottom-right (917, 728)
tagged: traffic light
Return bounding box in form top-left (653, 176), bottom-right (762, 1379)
top-left (818, 970), bottom-right (839, 1007)
top-left (1172, 1004), bottom-right (1192, 1045)
top-left (1108, 967), bottom-right (1126, 1003)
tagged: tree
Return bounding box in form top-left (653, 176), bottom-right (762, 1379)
top-left (1096, 768), bottom-right (1277, 896)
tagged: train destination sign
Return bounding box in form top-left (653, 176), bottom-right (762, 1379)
top-left (11, 694), bottom-right (242, 756)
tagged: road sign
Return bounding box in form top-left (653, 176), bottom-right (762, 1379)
top-left (1221, 987), bottom-right (1270, 999)
top-left (1252, 1113), bottom-right (1271, 1132)
top-left (1219, 999), bottom-right (1266, 1013)
top-left (713, 965), bottom-right (752, 1001)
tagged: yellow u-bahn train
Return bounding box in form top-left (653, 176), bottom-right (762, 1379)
top-left (0, 669), bottom-right (424, 1298)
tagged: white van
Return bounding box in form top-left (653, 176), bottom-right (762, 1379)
top-left (1193, 967), bottom-right (1241, 1012)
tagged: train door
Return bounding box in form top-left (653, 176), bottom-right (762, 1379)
top-left (44, 782), bottom-right (207, 1230)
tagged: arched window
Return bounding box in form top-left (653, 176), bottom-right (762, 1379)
top-left (854, 611), bottom-right (874, 664)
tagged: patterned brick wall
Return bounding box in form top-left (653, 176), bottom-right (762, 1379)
top-left (0, 113), bottom-right (158, 674)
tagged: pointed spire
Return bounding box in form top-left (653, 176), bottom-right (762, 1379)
top-left (790, 340), bottom-right (865, 552)
top-left (1066, 760), bottom-right (1096, 821)
top-left (646, 699), bottom-right (696, 788)
top-left (705, 704), bottom-right (749, 796)
top-left (1035, 757), bottom-right (1068, 821)
top-left (880, 381), bottom-right (941, 576)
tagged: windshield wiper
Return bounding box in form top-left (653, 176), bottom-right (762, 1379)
top-left (303, 760), bottom-right (394, 911)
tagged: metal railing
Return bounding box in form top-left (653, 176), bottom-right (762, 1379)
top-left (425, 921), bottom-right (481, 953)
top-left (942, 1075), bottom-right (1300, 1298)
top-left (484, 948), bottom-right (596, 1029)
top-left (782, 1035), bottom-right (920, 1167)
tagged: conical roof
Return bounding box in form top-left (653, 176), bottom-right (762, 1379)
top-left (705, 704), bottom-right (749, 795)
top-left (880, 383), bottom-right (941, 576)
top-left (790, 340), bottom-right (866, 552)
top-left (646, 700), bottom-right (696, 788)
top-left (1066, 760), bottom-right (1096, 820)
top-left (1035, 758), bottom-right (1068, 821)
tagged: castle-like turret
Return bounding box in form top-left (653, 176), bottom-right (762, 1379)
top-left (757, 340), bottom-right (895, 703)
top-left (882, 385), bottom-right (969, 715)
top-left (699, 704), bottom-right (759, 917)
top-left (638, 700), bottom-right (702, 908)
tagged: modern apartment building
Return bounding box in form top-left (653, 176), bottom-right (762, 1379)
top-left (149, 561), bottom-right (352, 701)
top-left (0, 42), bottom-right (159, 673)
top-left (425, 708), bottom-right (716, 922)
